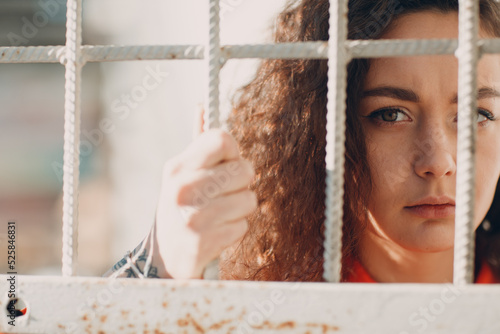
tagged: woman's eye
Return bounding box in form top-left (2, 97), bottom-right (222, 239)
top-left (452, 109), bottom-right (497, 127)
top-left (368, 108), bottom-right (410, 123)
top-left (477, 113), bottom-right (488, 123)
top-left (477, 109), bottom-right (496, 125)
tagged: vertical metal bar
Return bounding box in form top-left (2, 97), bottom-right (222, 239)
top-left (454, 0), bottom-right (479, 285)
top-left (204, 0), bottom-right (221, 131)
top-left (62, 0), bottom-right (83, 277)
top-left (323, 0), bottom-right (349, 283)
top-left (203, 0), bottom-right (221, 280)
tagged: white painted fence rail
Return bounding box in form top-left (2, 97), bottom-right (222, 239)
top-left (1, 276), bottom-right (500, 334)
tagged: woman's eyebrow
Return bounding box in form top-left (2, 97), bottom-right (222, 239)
top-left (362, 86), bottom-right (419, 102)
top-left (363, 86), bottom-right (500, 103)
top-left (450, 87), bottom-right (500, 103)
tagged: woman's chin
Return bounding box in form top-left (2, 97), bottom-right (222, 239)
top-left (398, 221), bottom-right (455, 253)
top-left (401, 234), bottom-right (455, 253)
top-left (408, 242), bottom-right (454, 253)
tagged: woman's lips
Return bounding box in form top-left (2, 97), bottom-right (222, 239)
top-left (404, 204), bottom-right (456, 219)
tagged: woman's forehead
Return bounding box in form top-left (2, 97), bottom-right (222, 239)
top-left (364, 11), bottom-right (500, 96)
top-left (364, 54), bottom-right (500, 101)
top-left (384, 11), bottom-right (459, 40)
top-left (385, 9), bottom-right (495, 40)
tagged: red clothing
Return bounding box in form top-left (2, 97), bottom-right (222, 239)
top-left (345, 258), bottom-right (499, 284)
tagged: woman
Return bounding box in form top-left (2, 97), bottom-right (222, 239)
top-left (106, 0), bottom-right (500, 283)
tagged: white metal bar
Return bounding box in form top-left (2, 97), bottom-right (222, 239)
top-left (2, 276), bottom-right (500, 333)
top-left (480, 38), bottom-right (500, 54)
top-left (202, 0), bottom-right (222, 280)
top-left (61, 0), bottom-right (83, 277)
top-left (205, 0), bottom-right (222, 130)
top-left (347, 39), bottom-right (458, 58)
top-left (84, 45), bottom-right (205, 62)
top-left (322, 0), bottom-right (348, 283)
top-left (0, 45), bottom-right (204, 63)
top-left (0, 45), bottom-right (66, 63)
top-left (221, 42), bottom-right (329, 59)
top-left (2, 39), bottom-right (500, 64)
top-left (454, 0), bottom-right (479, 285)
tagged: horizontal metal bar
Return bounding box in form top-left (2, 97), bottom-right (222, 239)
top-left (0, 43), bottom-right (328, 64)
top-left (347, 39), bottom-right (458, 58)
top-left (221, 42), bottom-right (328, 59)
top-left (0, 46), bottom-right (65, 63)
top-left (479, 38), bottom-right (500, 54)
top-left (0, 45), bottom-right (205, 64)
top-left (84, 45), bottom-right (204, 62)
top-left (1, 276), bottom-right (500, 333)
top-left (2, 39), bottom-right (500, 64)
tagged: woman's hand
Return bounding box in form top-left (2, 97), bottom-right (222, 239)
top-left (154, 129), bottom-right (257, 279)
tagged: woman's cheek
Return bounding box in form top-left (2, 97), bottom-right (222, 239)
top-left (366, 136), bottom-right (413, 196)
top-left (474, 132), bottom-right (500, 225)
top-left (474, 171), bottom-right (498, 228)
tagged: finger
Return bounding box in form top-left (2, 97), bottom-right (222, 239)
top-left (204, 190), bottom-right (257, 223)
top-left (198, 190), bottom-right (258, 227)
top-left (192, 103), bottom-right (205, 140)
top-left (175, 159), bottom-right (254, 205)
top-left (200, 219), bottom-right (249, 259)
top-left (180, 129), bottom-right (240, 170)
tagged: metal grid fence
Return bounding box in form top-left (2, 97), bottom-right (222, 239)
top-left (1, 0), bottom-right (500, 333)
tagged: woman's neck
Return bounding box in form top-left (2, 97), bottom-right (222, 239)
top-left (358, 227), bottom-right (455, 283)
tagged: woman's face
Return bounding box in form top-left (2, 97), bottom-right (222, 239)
top-left (359, 11), bottom-right (500, 252)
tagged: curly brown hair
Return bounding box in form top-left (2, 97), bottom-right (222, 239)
top-left (221, 0), bottom-right (500, 282)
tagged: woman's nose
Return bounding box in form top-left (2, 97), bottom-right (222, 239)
top-left (413, 128), bottom-right (457, 179)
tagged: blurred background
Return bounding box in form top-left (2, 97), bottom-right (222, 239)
top-left (0, 0), bottom-right (287, 276)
